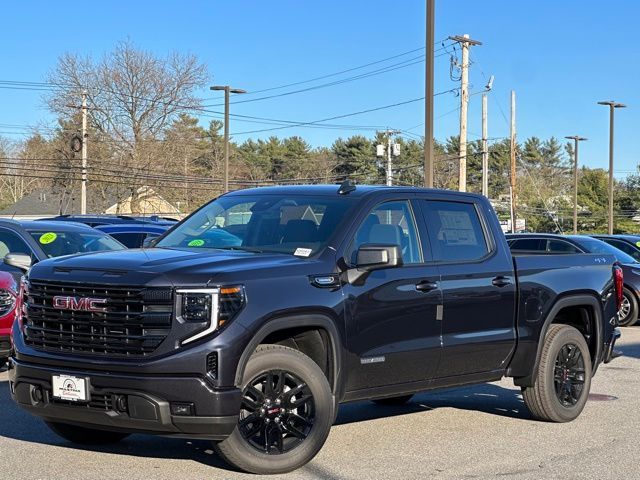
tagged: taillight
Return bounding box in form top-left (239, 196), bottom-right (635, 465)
top-left (613, 265), bottom-right (624, 312)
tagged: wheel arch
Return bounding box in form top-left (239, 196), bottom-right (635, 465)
top-left (513, 294), bottom-right (602, 387)
top-left (234, 314), bottom-right (343, 396)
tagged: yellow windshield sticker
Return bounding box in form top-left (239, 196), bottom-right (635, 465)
top-left (188, 239), bottom-right (205, 247)
top-left (636, 241), bottom-right (640, 248)
top-left (39, 232), bottom-right (58, 245)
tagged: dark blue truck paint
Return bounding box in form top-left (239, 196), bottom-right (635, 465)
top-left (7, 185), bottom-right (621, 473)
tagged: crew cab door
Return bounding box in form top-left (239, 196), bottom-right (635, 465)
top-left (342, 198), bottom-right (442, 391)
top-left (416, 196), bottom-right (517, 378)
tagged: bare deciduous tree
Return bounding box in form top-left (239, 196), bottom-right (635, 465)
top-left (47, 40), bottom-right (208, 212)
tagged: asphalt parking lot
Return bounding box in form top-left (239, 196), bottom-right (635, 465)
top-left (1, 328), bottom-right (639, 480)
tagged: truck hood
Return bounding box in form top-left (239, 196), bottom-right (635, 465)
top-left (28, 247), bottom-right (321, 287)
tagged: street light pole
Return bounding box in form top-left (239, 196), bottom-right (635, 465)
top-left (210, 85), bottom-right (247, 192)
top-left (565, 135), bottom-right (587, 234)
top-left (598, 101), bottom-right (626, 234)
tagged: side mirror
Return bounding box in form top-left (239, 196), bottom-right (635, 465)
top-left (4, 253), bottom-right (32, 272)
top-left (356, 244), bottom-right (403, 271)
top-left (142, 234), bottom-right (160, 248)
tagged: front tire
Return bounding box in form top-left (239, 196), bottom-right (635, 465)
top-left (522, 324), bottom-right (592, 423)
top-left (214, 345), bottom-right (334, 475)
top-left (618, 288), bottom-right (638, 327)
top-left (45, 421), bottom-right (130, 445)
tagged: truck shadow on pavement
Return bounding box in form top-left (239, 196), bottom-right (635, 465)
top-left (0, 373), bottom-right (528, 473)
top-left (616, 340), bottom-right (640, 360)
top-left (335, 382), bottom-right (529, 426)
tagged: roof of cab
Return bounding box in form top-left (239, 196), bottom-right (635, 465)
top-left (0, 219), bottom-right (95, 232)
top-left (223, 184), bottom-right (485, 200)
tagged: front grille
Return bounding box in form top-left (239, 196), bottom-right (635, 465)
top-left (51, 392), bottom-right (114, 411)
top-left (24, 280), bottom-right (173, 357)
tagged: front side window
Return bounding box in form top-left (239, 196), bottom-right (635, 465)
top-left (27, 231), bottom-right (125, 258)
top-left (347, 201), bottom-right (422, 265)
top-left (422, 201), bottom-right (490, 262)
top-left (157, 195), bottom-right (357, 256)
top-left (0, 229), bottom-right (32, 259)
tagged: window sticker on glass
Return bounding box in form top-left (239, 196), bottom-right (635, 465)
top-left (188, 239), bottom-right (205, 247)
top-left (636, 241), bottom-right (640, 248)
top-left (39, 232), bottom-right (58, 244)
top-left (294, 247), bottom-right (312, 257)
top-left (437, 211), bottom-right (477, 245)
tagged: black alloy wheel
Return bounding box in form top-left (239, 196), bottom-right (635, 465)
top-left (553, 343), bottom-right (586, 407)
top-left (239, 370), bottom-right (315, 454)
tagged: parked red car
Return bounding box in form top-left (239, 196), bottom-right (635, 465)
top-left (0, 271), bottom-right (18, 364)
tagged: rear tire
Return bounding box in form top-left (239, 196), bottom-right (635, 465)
top-left (372, 394), bottom-right (414, 406)
top-left (214, 345), bottom-right (334, 475)
top-left (45, 421), bottom-right (130, 445)
top-left (522, 324), bottom-right (592, 423)
top-left (618, 288), bottom-right (638, 327)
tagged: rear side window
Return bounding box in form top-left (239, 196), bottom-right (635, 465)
top-left (509, 238), bottom-right (544, 251)
top-left (421, 201), bottom-right (489, 262)
top-left (546, 240), bottom-right (580, 253)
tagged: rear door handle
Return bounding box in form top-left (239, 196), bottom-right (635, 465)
top-left (492, 276), bottom-right (512, 288)
top-left (416, 280), bottom-right (438, 292)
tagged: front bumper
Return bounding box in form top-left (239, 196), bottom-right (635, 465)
top-left (603, 327), bottom-right (622, 364)
top-left (8, 357), bottom-right (242, 440)
top-left (0, 333), bottom-right (11, 358)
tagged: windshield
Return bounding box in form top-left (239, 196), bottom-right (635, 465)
top-left (577, 237), bottom-right (638, 264)
top-left (28, 230), bottom-right (126, 258)
top-left (156, 194), bottom-right (357, 256)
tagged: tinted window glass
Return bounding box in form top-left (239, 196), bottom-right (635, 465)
top-left (509, 238), bottom-right (544, 251)
top-left (27, 231), bottom-right (125, 258)
top-left (574, 237), bottom-right (638, 264)
top-left (348, 201), bottom-right (422, 264)
top-left (0, 229), bottom-right (32, 259)
top-left (110, 232), bottom-right (144, 248)
top-left (605, 239), bottom-right (640, 260)
top-left (423, 201), bottom-right (489, 262)
top-left (157, 195), bottom-right (357, 256)
top-left (547, 240), bottom-right (580, 253)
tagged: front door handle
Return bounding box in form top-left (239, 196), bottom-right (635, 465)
top-left (492, 276), bottom-right (512, 288)
top-left (416, 280), bottom-right (438, 292)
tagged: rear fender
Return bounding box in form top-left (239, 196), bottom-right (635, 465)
top-left (511, 295), bottom-right (602, 387)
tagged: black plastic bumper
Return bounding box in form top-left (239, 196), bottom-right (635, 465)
top-left (0, 334), bottom-right (11, 358)
top-left (8, 357), bottom-right (241, 440)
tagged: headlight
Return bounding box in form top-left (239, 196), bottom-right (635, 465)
top-left (177, 286), bottom-right (245, 345)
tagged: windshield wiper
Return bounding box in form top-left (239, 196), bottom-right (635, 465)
top-left (216, 246), bottom-right (265, 253)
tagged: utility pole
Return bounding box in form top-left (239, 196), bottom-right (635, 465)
top-left (449, 34), bottom-right (482, 192)
top-left (81, 90), bottom-right (88, 215)
top-left (424, 0), bottom-right (435, 188)
top-left (598, 101), bottom-right (626, 234)
top-left (510, 91), bottom-right (517, 233)
top-left (210, 85), bottom-right (247, 192)
top-left (565, 136), bottom-right (587, 234)
top-left (481, 93), bottom-right (488, 197)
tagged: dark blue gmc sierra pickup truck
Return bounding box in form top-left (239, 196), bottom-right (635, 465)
top-left (6, 184), bottom-right (622, 474)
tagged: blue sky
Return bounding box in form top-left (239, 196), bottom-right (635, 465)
top-left (0, 0), bottom-right (637, 176)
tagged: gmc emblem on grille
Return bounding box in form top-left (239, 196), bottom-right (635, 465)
top-left (52, 296), bottom-right (107, 313)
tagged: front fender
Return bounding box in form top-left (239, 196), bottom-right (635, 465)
top-left (233, 313), bottom-right (345, 398)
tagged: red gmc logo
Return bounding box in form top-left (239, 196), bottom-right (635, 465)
top-left (52, 296), bottom-right (107, 313)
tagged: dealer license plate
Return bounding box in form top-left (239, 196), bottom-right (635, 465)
top-left (51, 375), bottom-right (88, 402)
